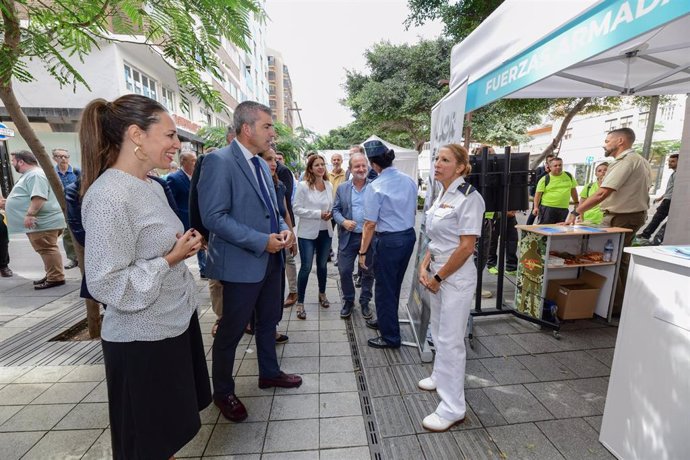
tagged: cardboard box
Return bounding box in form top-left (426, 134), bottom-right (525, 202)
top-left (546, 270), bottom-right (606, 320)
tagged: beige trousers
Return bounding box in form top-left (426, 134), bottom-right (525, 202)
top-left (27, 229), bottom-right (64, 282)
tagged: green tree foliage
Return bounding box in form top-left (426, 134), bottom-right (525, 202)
top-left (343, 38), bottom-right (454, 152)
top-left (197, 125), bottom-right (228, 149)
top-left (405, 0), bottom-right (504, 42)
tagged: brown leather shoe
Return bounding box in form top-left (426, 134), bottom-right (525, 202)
top-left (283, 292), bottom-right (298, 307)
top-left (258, 372), bottom-right (303, 389)
top-left (214, 394), bottom-right (248, 422)
top-left (34, 280), bottom-right (65, 290)
top-left (33, 276), bottom-right (47, 286)
top-left (0, 267), bottom-right (13, 277)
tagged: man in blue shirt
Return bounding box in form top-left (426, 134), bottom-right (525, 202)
top-left (333, 153), bottom-right (374, 319)
top-left (53, 148), bottom-right (79, 269)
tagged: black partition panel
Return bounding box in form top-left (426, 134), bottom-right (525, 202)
top-left (467, 152), bottom-right (530, 211)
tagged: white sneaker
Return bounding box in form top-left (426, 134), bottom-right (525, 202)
top-left (481, 290), bottom-right (493, 299)
top-left (418, 377), bottom-right (436, 391)
top-left (422, 412), bottom-right (465, 432)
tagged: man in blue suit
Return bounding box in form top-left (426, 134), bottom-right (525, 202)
top-left (198, 101), bottom-right (302, 423)
top-left (167, 149), bottom-right (207, 277)
top-left (333, 152), bottom-right (374, 319)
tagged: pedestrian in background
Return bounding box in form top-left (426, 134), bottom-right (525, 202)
top-left (275, 150), bottom-right (299, 308)
top-left (637, 153), bottom-right (678, 244)
top-left (293, 154), bottom-right (333, 319)
top-left (418, 143), bottom-right (485, 432)
top-left (533, 157), bottom-right (578, 224)
top-left (5, 150), bottom-right (66, 289)
top-left (52, 148), bottom-right (79, 269)
top-left (0, 192), bottom-right (11, 277)
top-left (526, 153), bottom-right (555, 225)
top-left (359, 139), bottom-right (417, 349)
top-left (580, 162), bottom-right (608, 225)
top-left (80, 94), bottom-right (210, 459)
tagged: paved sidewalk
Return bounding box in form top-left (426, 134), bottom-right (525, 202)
top-left (0, 232), bottom-right (619, 459)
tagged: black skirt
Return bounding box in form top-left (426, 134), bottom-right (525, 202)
top-left (102, 312), bottom-right (212, 460)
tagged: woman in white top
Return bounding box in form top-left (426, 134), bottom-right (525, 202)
top-left (293, 154), bottom-right (333, 319)
top-left (418, 144), bottom-right (485, 432)
top-left (80, 94), bottom-right (209, 459)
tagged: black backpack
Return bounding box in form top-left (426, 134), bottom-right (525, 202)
top-left (543, 171), bottom-right (573, 187)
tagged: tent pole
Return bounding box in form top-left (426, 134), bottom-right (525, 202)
top-left (641, 96), bottom-right (659, 160)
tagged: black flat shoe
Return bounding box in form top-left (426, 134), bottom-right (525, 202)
top-left (34, 280), bottom-right (65, 290)
top-left (365, 319), bottom-right (379, 330)
top-left (33, 276), bottom-right (47, 286)
top-left (367, 337), bottom-right (400, 349)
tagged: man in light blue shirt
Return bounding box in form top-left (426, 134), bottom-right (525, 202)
top-left (333, 153), bottom-right (374, 319)
top-left (358, 140), bottom-right (417, 349)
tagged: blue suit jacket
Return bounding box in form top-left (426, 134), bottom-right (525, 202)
top-left (332, 179), bottom-right (369, 252)
top-left (166, 169), bottom-right (191, 230)
top-left (198, 140), bottom-right (288, 283)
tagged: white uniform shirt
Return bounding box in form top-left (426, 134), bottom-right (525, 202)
top-left (425, 176), bottom-right (485, 278)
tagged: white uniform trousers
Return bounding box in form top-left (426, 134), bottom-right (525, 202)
top-left (429, 259), bottom-right (474, 420)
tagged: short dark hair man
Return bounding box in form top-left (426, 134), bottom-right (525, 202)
top-left (637, 153), bottom-right (678, 244)
top-left (533, 157), bottom-right (579, 224)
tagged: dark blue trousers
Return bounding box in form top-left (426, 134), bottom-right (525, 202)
top-left (213, 253), bottom-right (282, 397)
top-left (338, 232), bottom-right (373, 305)
top-left (373, 228), bottom-right (416, 346)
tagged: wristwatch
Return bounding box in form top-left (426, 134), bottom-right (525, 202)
top-left (570, 210), bottom-right (580, 217)
top-left (433, 273), bottom-right (443, 283)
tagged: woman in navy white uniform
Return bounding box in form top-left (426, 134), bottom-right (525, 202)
top-left (418, 144), bottom-right (485, 432)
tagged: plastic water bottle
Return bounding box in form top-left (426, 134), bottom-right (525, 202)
top-left (603, 239), bottom-right (614, 262)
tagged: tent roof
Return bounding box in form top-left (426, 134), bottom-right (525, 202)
top-left (450, 0), bottom-right (690, 111)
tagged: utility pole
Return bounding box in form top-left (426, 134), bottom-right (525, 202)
top-left (642, 95), bottom-right (659, 161)
top-left (288, 101), bottom-right (305, 131)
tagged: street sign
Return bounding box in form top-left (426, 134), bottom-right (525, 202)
top-left (586, 155), bottom-right (594, 164)
top-left (0, 123), bottom-right (15, 141)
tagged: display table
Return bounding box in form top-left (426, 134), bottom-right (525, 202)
top-left (600, 247), bottom-right (690, 460)
top-left (514, 225), bottom-right (631, 326)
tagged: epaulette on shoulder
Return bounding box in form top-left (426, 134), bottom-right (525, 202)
top-left (457, 182), bottom-right (476, 196)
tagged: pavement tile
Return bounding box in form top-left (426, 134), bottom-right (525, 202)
top-left (320, 392), bottom-right (362, 418)
top-left (320, 415), bottom-right (368, 449)
top-left (319, 356), bottom-right (354, 373)
top-left (263, 418), bottom-right (319, 453)
top-left (0, 403), bottom-right (74, 432)
top-left (275, 373), bottom-right (320, 395)
top-left (319, 330), bottom-right (349, 342)
top-left (21, 428), bottom-right (102, 460)
top-left (417, 432), bottom-right (463, 458)
top-left (488, 423), bottom-right (565, 459)
top-left (31, 381), bottom-right (98, 404)
top-left (199, 401), bottom-right (221, 425)
top-left (320, 341), bottom-right (351, 356)
top-left (385, 346), bottom-right (418, 365)
top-left (564, 377), bottom-right (609, 414)
top-left (483, 385), bottom-right (553, 424)
top-left (54, 402), bottom-right (110, 430)
top-left (380, 435), bottom-right (423, 459)
top-left (284, 331), bottom-right (320, 343)
top-left (319, 320), bottom-right (346, 331)
top-left (473, 318), bottom-right (522, 336)
top-left (536, 418), bottom-right (614, 459)
top-left (466, 338), bottom-right (494, 359)
top-left (59, 365), bottom-right (105, 382)
top-left (82, 380), bottom-right (109, 402)
top-left (0, 366), bottom-right (31, 384)
top-left (390, 364), bottom-right (428, 394)
top-left (176, 424), bottom-right (213, 458)
top-left (0, 431), bottom-right (46, 460)
top-left (282, 342), bottom-right (320, 358)
top-left (465, 389), bottom-right (507, 427)
top-left (477, 335), bottom-right (529, 357)
top-left (14, 366), bottom-right (77, 383)
top-left (0, 405), bottom-right (22, 426)
top-left (205, 422), bottom-right (268, 455)
top-left (0, 327), bottom-right (24, 342)
top-left (216, 396), bottom-right (272, 424)
top-left (233, 376), bottom-right (275, 398)
top-left (319, 446), bottom-right (370, 459)
top-left (261, 451), bottom-right (319, 460)
top-left (508, 332), bottom-right (564, 354)
top-left (524, 381), bottom-right (601, 418)
top-left (515, 354), bottom-right (578, 381)
top-left (551, 351), bottom-right (610, 378)
top-left (236, 359), bottom-right (259, 376)
top-left (372, 396), bottom-right (415, 437)
top-left (586, 348), bottom-right (616, 367)
top-left (320, 372), bottom-right (358, 393)
top-left (480, 356), bottom-right (539, 385)
top-left (453, 428), bottom-right (504, 460)
top-left (270, 394), bottom-right (319, 420)
top-left (279, 356), bottom-right (319, 374)
top-left (287, 320), bottom-right (319, 331)
top-left (0, 383), bottom-right (51, 405)
top-left (465, 359), bottom-right (499, 389)
top-left (584, 415), bottom-right (603, 433)
top-left (363, 366), bottom-right (399, 397)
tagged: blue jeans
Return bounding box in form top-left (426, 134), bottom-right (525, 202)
top-left (197, 249), bottom-right (207, 276)
top-left (297, 230), bottom-right (332, 303)
top-left (338, 233), bottom-right (373, 305)
top-left (373, 228), bottom-right (416, 346)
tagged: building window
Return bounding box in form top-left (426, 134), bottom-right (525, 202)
top-left (638, 111), bottom-right (649, 128)
top-left (161, 87), bottom-right (175, 112)
top-left (620, 115), bottom-right (633, 128)
top-left (604, 118), bottom-right (617, 132)
top-left (124, 63), bottom-right (158, 100)
top-left (660, 104), bottom-right (675, 121)
top-left (563, 128), bottom-right (573, 140)
top-left (268, 71), bottom-right (276, 81)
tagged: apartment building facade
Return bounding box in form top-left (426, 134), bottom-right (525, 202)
top-left (267, 48), bottom-right (295, 129)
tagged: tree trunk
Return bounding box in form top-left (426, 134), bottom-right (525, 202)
top-left (529, 97), bottom-right (591, 169)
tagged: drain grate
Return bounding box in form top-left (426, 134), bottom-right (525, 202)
top-left (345, 317), bottom-right (383, 458)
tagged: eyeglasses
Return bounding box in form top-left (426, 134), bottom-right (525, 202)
top-left (54, 155), bottom-right (70, 159)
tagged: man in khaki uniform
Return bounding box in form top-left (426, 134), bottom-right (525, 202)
top-left (566, 127), bottom-right (651, 313)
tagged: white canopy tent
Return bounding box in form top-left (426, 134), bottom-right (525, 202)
top-left (319, 135), bottom-right (419, 182)
top-left (448, 0), bottom-right (690, 243)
